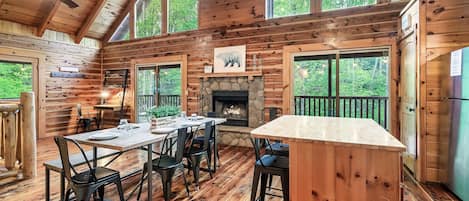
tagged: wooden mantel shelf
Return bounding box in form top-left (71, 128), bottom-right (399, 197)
top-left (199, 71), bottom-right (262, 80)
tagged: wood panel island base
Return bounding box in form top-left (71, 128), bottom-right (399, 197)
top-left (251, 116), bottom-right (406, 201)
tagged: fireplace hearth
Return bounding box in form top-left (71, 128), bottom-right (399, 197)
top-left (212, 90), bottom-right (248, 126)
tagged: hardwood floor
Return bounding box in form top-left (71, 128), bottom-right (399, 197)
top-left (0, 137), bottom-right (458, 201)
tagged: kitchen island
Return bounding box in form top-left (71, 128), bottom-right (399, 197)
top-left (251, 115), bottom-right (406, 201)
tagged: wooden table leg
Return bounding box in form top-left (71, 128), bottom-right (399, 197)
top-left (147, 144), bottom-right (153, 200)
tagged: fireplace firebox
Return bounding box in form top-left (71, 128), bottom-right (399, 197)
top-left (212, 90), bottom-right (248, 126)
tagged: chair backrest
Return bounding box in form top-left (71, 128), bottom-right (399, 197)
top-left (250, 137), bottom-right (262, 162)
top-left (250, 137), bottom-right (272, 167)
top-left (54, 136), bottom-right (94, 183)
top-left (175, 127), bottom-right (189, 163)
top-left (203, 120), bottom-right (215, 150)
top-left (77, 104), bottom-right (83, 117)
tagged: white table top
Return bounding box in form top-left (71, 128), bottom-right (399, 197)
top-left (251, 115), bottom-right (406, 152)
top-left (66, 117), bottom-right (226, 151)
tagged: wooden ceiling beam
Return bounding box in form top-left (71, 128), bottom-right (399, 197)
top-left (74, 0), bottom-right (106, 44)
top-left (103, 0), bottom-right (135, 43)
top-left (37, 0), bottom-right (62, 37)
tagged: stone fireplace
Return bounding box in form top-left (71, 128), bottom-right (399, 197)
top-left (200, 76), bottom-right (264, 128)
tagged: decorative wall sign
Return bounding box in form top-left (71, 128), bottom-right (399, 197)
top-left (213, 45), bottom-right (246, 73)
top-left (50, 72), bottom-right (85, 78)
top-left (59, 66), bottom-right (79, 72)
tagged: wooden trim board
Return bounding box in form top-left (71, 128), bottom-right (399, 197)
top-left (130, 55), bottom-right (188, 122)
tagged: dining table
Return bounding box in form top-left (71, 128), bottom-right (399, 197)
top-left (65, 117), bottom-right (226, 200)
top-left (251, 115), bottom-right (406, 201)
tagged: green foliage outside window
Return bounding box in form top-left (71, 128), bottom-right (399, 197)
top-left (294, 55), bottom-right (388, 97)
top-left (158, 67), bottom-right (181, 95)
top-left (136, 0), bottom-right (162, 38)
top-left (322, 0), bottom-right (376, 11)
top-left (0, 62), bottom-right (33, 99)
top-left (272, 0), bottom-right (310, 18)
top-left (168, 0), bottom-right (198, 33)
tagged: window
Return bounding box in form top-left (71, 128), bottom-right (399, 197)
top-left (322, 0), bottom-right (376, 11)
top-left (267, 0), bottom-right (310, 18)
top-left (110, 14), bottom-right (130, 42)
top-left (136, 0), bottom-right (162, 38)
top-left (168, 0), bottom-right (198, 33)
top-left (293, 49), bottom-right (390, 128)
top-left (136, 64), bottom-right (181, 122)
top-left (0, 61), bottom-right (33, 99)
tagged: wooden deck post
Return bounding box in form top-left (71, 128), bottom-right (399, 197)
top-left (21, 92), bottom-right (37, 178)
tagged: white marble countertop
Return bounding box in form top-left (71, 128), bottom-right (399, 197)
top-left (251, 115), bottom-right (406, 151)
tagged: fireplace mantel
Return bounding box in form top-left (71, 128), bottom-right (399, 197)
top-left (199, 71), bottom-right (262, 81)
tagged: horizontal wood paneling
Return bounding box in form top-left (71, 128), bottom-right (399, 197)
top-left (198, 0), bottom-right (265, 29)
top-left (103, 2), bottom-right (407, 119)
top-left (420, 0), bottom-right (469, 182)
top-left (0, 21), bottom-right (102, 138)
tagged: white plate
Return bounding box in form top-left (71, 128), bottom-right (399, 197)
top-left (88, 132), bottom-right (119, 141)
top-left (188, 116), bottom-right (204, 121)
top-left (152, 127), bottom-right (177, 134)
top-left (182, 121), bottom-right (203, 127)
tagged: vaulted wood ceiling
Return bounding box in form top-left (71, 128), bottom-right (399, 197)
top-left (0, 0), bottom-right (128, 42)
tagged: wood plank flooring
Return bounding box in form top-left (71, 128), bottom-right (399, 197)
top-left (0, 137), bottom-right (459, 201)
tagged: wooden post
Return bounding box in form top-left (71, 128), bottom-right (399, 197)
top-left (21, 92), bottom-right (37, 178)
top-left (4, 110), bottom-right (17, 170)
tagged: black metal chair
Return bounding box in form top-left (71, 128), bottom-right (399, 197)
top-left (184, 121), bottom-right (215, 190)
top-left (76, 104), bottom-right (98, 133)
top-left (250, 138), bottom-right (289, 201)
top-left (193, 121), bottom-right (221, 172)
top-left (135, 127), bottom-right (191, 201)
top-left (54, 136), bottom-right (124, 201)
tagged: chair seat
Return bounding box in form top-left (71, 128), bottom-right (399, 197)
top-left (266, 143), bottom-right (289, 157)
top-left (79, 117), bottom-right (97, 120)
top-left (72, 167), bottom-right (119, 184)
top-left (256, 155), bottom-right (289, 169)
top-left (151, 155), bottom-right (181, 169)
top-left (184, 146), bottom-right (206, 156)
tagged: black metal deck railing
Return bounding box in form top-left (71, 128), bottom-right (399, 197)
top-left (294, 96), bottom-right (389, 129)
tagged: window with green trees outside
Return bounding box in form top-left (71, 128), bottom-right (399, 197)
top-left (136, 0), bottom-right (162, 38)
top-left (168, 0), bottom-right (198, 33)
top-left (0, 61), bottom-right (33, 99)
top-left (110, 14), bottom-right (130, 42)
top-left (322, 0), bottom-right (376, 11)
top-left (267, 0), bottom-right (310, 18)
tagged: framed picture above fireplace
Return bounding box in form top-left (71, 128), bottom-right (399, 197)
top-left (213, 45), bottom-right (246, 73)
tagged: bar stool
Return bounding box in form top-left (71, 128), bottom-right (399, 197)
top-left (250, 138), bottom-right (289, 201)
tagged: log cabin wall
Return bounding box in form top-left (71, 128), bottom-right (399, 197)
top-left (103, 1), bottom-right (408, 122)
top-left (0, 20), bottom-right (102, 138)
top-left (198, 0), bottom-right (265, 29)
top-left (419, 0), bottom-right (469, 182)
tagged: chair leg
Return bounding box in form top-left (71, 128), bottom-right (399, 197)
top-left (180, 168), bottom-right (190, 196)
top-left (260, 173), bottom-right (268, 201)
top-left (160, 169), bottom-right (175, 201)
top-left (268, 174), bottom-right (273, 191)
top-left (250, 168), bottom-right (261, 201)
top-left (63, 188), bottom-right (71, 201)
top-left (137, 166), bottom-right (148, 200)
top-left (115, 178), bottom-right (125, 201)
top-left (281, 173), bottom-right (289, 201)
top-left (206, 153), bottom-right (213, 179)
top-left (190, 155), bottom-right (201, 191)
top-left (98, 186), bottom-right (105, 201)
top-left (45, 168), bottom-right (50, 201)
